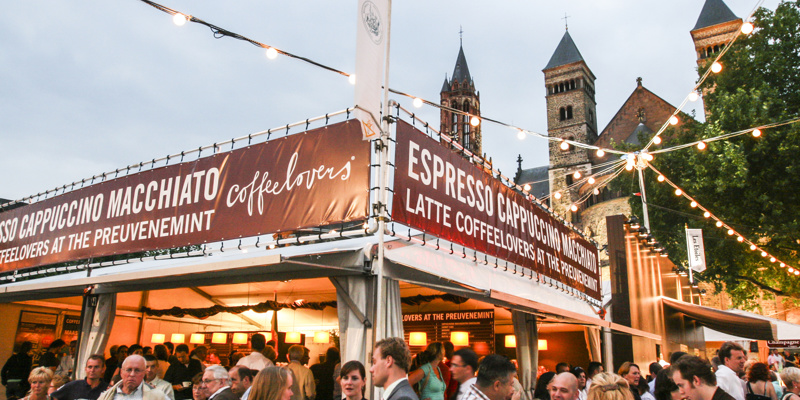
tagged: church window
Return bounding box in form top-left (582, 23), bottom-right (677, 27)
top-left (570, 80), bottom-right (576, 90)
top-left (462, 132), bottom-right (470, 148)
top-left (559, 83), bottom-right (565, 92)
top-left (589, 110), bottom-right (594, 123)
top-left (559, 107), bottom-right (566, 121)
top-left (566, 174), bottom-right (573, 186)
top-left (567, 106), bottom-right (573, 120)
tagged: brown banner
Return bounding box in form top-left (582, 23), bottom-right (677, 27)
top-left (392, 121), bottom-right (601, 301)
top-left (0, 121), bottom-right (370, 272)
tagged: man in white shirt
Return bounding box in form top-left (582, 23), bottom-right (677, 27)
top-left (236, 334), bottom-right (272, 371)
top-left (715, 342), bottom-right (746, 400)
top-left (450, 349), bottom-right (478, 400)
top-left (768, 350), bottom-right (784, 371)
top-left (144, 355), bottom-right (175, 400)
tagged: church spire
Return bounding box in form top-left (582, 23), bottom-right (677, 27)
top-left (544, 31), bottom-right (585, 71)
top-left (439, 39), bottom-right (481, 157)
top-left (692, 0), bottom-right (738, 31)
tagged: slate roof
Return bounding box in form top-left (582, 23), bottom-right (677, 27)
top-left (514, 165), bottom-right (550, 200)
top-left (544, 31), bottom-right (585, 70)
top-left (693, 0), bottom-right (739, 31)
top-left (451, 45), bottom-right (472, 84)
top-left (625, 123), bottom-right (653, 145)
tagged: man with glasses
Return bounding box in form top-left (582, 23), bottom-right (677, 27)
top-left (97, 355), bottom-right (166, 400)
top-left (51, 355), bottom-right (109, 400)
top-left (450, 349), bottom-right (479, 400)
top-left (201, 366), bottom-right (238, 400)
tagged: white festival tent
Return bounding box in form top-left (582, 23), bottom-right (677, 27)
top-left (703, 309), bottom-right (800, 342)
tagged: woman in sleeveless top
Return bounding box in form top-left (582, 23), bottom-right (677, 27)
top-left (409, 342), bottom-right (446, 400)
top-left (747, 362), bottom-right (777, 400)
top-left (779, 367), bottom-right (800, 400)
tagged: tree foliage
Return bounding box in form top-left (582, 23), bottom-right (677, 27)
top-left (619, 2), bottom-right (800, 307)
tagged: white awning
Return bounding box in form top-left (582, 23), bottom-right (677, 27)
top-left (703, 308), bottom-right (800, 341)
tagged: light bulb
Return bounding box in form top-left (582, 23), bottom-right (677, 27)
top-left (711, 62), bottom-right (723, 74)
top-left (737, 236), bottom-right (744, 242)
top-left (173, 13), bottom-right (188, 26)
top-left (560, 140), bottom-right (569, 150)
top-left (727, 229), bottom-right (734, 235)
top-left (741, 22), bottom-right (754, 35)
top-left (688, 91), bottom-right (699, 102)
top-left (790, 267), bottom-right (796, 273)
top-left (626, 163), bottom-right (634, 171)
top-left (641, 152), bottom-right (653, 161)
top-left (770, 257), bottom-right (776, 263)
top-left (523, 184), bottom-right (531, 192)
top-left (793, 270), bottom-right (799, 275)
top-left (703, 211), bottom-right (711, 218)
top-left (554, 191), bottom-right (562, 200)
top-left (570, 204), bottom-right (578, 212)
top-left (675, 189), bottom-right (682, 196)
top-left (588, 177), bottom-right (596, 184)
top-left (690, 201), bottom-right (697, 208)
top-left (596, 149), bottom-right (605, 157)
top-left (266, 47), bottom-right (279, 60)
top-left (269, 243), bottom-right (276, 249)
top-left (517, 130), bottom-right (526, 140)
top-left (573, 171), bottom-right (581, 179)
top-left (347, 73), bottom-right (356, 85)
top-left (752, 129), bottom-right (762, 137)
top-left (653, 135), bottom-right (662, 145)
top-left (750, 244), bottom-right (757, 250)
top-left (715, 221), bottom-right (723, 227)
top-left (697, 141), bottom-right (707, 150)
top-left (669, 116), bottom-right (679, 126)
top-left (593, 188), bottom-right (600, 195)
top-left (413, 97), bottom-right (423, 108)
top-left (657, 175), bottom-right (665, 182)
top-left (780, 263), bottom-right (785, 267)
top-left (761, 251), bottom-right (768, 257)
top-left (470, 116), bottom-right (480, 126)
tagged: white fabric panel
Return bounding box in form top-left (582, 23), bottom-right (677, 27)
top-left (512, 310), bottom-right (537, 400)
top-left (75, 293), bottom-right (116, 380)
top-left (382, 278), bottom-right (404, 339)
top-left (333, 276), bottom-right (370, 365)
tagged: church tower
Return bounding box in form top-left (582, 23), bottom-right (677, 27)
top-left (543, 30), bottom-right (597, 221)
top-left (440, 44), bottom-right (481, 156)
top-left (690, 0), bottom-right (742, 67)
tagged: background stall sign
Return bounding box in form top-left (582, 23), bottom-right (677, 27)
top-left (392, 121), bottom-right (601, 300)
top-left (402, 309), bottom-right (495, 355)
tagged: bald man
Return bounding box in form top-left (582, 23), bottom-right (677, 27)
top-left (97, 355), bottom-right (166, 400)
top-left (549, 373), bottom-right (580, 400)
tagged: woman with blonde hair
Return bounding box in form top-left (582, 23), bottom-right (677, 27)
top-left (780, 367), bottom-right (800, 400)
top-left (587, 373), bottom-right (634, 400)
top-left (23, 367), bottom-right (53, 400)
top-left (249, 366), bottom-right (293, 400)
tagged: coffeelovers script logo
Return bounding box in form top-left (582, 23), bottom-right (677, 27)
top-left (360, 0), bottom-right (383, 45)
top-left (227, 152), bottom-right (354, 216)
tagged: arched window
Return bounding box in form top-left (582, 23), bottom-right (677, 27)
top-left (570, 80), bottom-right (576, 90)
top-left (567, 106), bottom-right (573, 120)
top-left (463, 132), bottom-right (470, 148)
top-left (559, 107), bottom-right (566, 121)
top-left (559, 83), bottom-right (565, 92)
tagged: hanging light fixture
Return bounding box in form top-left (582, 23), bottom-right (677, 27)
top-left (313, 332), bottom-right (330, 344)
top-left (538, 339), bottom-right (548, 351)
top-left (232, 333), bottom-right (249, 345)
top-left (504, 335), bottom-right (517, 348)
top-left (285, 332), bottom-right (302, 344)
top-left (450, 331), bottom-right (469, 346)
top-left (211, 332), bottom-right (228, 344)
top-left (151, 333), bottom-right (166, 344)
top-left (409, 332), bottom-right (427, 346)
top-left (190, 334), bottom-right (205, 344)
top-left (171, 333), bottom-right (186, 344)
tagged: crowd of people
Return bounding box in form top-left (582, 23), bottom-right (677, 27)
top-left (2, 336), bottom-right (799, 400)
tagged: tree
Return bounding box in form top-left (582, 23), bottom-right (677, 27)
top-left (616, 2), bottom-right (800, 307)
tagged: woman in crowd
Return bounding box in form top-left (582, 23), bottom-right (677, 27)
top-left (572, 367), bottom-right (588, 400)
top-left (587, 373), bottom-right (633, 400)
top-left (249, 367), bottom-right (293, 400)
top-left (23, 367), bottom-right (53, 400)
top-left (653, 369), bottom-right (679, 400)
top-left (408, 342), bottom-right (446, 400)
top-left (340, 361), bottom-right (367, 400)
top-left (192, 372), bottom-right (207, 400)
top-left (154, 345), bottom-right (171, 380)
top-left (780, 368), bottom-right (800, 400)
top-left (618, 363), bottom-right (642, 400)
top-left (746, 362), bottom-right (777, 400)
top-left (48, 375), bottom-right (68, 396)
top-left (533, 372), bottom-right (555, 400)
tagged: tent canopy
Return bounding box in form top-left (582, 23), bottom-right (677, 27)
top-left (662, 297), bottom-right (777, 341)
top-left (703, 308), bottom-right (800, 342)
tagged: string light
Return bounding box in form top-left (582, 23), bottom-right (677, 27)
top-left (750, 244), bottom-right (757, 250)
top-left (711, 62), bottom-right (723, 73)
top-left (741, 22), bottom-right (754, 35)
top-left (703, 211), bottom-right (711, 218)
top-left (690, 201), bottom-right (697, 208)
top-left (266, 47), bottom-right (279, 60)
top-left (560, 140), bottom-right (570, 150)
top-left (596, 149), bottom-right (605, 157)
top-left (588, 177), bottom-right (596, 184)
top-left (727, 229), bottom-right (734, 235)
top-left (570, 204), bottom-right (578, 212)
top-left (697, 141), bottom-right (707, 150)
top-left (554, 191), bottom-right (562, 200)
top-left (675, 189), bottom-right (683, 196)
top-left (669, 116), bottom-right (679, 126)
top-left (752, 128), bottom-right (762, 137)
top-left (737, 236), bottom-right (744, 242)
top-left (172, 13), bottom-right (188, 26)
top-left (653, 135), bottom-right (662, 145)
top-left (517, 130), bottom-right (526, 140)
top-left (470, 116), bottom-right (480, 127)
top-left (688, 91), bottom-right (699, 102)
top-left (573, 171), bottom-right (582, 179)
top-left (715, 221), bottom-right (723, 227)
top-left (348, 74), bottom-right (356, 85)
top-left (412, 98), bottom-right (423, 108)
top-left (523, 184), bottom-right (531, 191)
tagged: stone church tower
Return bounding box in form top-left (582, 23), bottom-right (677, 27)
top-left (543, 30), bottom-right (598, 221)
top-left (690, 0), bottom-right (742, 67)
top-left (440, 44), bottom-right (482, 156)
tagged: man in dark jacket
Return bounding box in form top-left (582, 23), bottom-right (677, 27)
top-left (2, 342), bottom-right (34, 400)
top-left (164, 344), bottom-right (204, 400)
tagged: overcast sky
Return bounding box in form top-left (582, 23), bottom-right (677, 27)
top-left (0, 0), bottom-right (778, 201)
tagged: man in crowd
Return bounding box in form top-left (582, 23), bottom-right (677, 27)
top-left (370, 337), bottom-right (418, 400)
top-left (55, 341), bottom-right (77, 378)
top-left (462, 354), bottom-right (516, 400)
top-left (98, 355), bottom-right (166, 400)
top-left (286, 345), bottom-right (316, 400)
top-left (51, 355), bottom-right (109, 400)
top-left (236, 334), bottom-right (272, 371)
top-left (769, 349), bottom-right (784, 371)
top-left (202, 365), bottom-right (238, 400)
top-left (672, 355), bottom-right (734, 400)
top-left (228, 366), bottom-right (252, 400)
top-left (585, 362), bottom-right (603, 392)
top-left (164, 344), bottom-right (204, 400)
top-left (715, 342), bottom-right (746, 400)
top-left (144, 355), bottom-right (175, 400)
top-left (105, 346), bottom-right (128, 383)
top-left (40, 340), bottom-right (66, 372)
top-left (450, 348), bottom-right (478, 400)
top-left (549, 373), bottom-right (580, 400)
